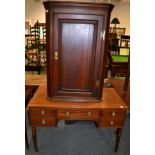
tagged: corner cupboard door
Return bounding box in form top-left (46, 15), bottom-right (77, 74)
top-left (52, 14), bottom-right (105, 102)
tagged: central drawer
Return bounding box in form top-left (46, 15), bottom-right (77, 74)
top-left (57, 109), bottom-right (100, 119)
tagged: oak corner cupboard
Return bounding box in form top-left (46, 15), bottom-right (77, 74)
top-left (43, 1), bottom-right (114, 102)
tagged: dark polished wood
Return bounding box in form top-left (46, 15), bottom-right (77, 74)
top-left (28, 84), bottom-right (128, 152)
top-left (25, 85), bottom-right (38, 149)
top-left (32, 127), bottom-right (38, 152)
top-left (25, 121), bottom-right (29, 149)
top-left (43, 1), bottom-right (114, 102)
top-left (114, 128), bottom-right (122, 152)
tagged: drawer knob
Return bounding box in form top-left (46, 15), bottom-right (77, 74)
top-left (41, 110), bottom-right (45, 115)
top-left (88, 112), bottom-right (91, 116)
top-left (65, 112), bottom-right (70, 116)
top-left (112, 112), bottom-right (116, 117)
top-left (110, 121), bottom-right (114, 125)
top-left (41, 119), bottom-right (46, 125)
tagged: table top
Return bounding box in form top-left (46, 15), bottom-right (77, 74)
top-left (28, 85), bottom-right (128, 110)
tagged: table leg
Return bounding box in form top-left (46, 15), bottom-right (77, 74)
top-left (114, 128), bottom-right (122, 152)
top-left (25, 121), bottom-right (29, 149)
top-left (94, 121), bottom-right (99, 128)
top-left (32, 127), bottom-right (38, 152)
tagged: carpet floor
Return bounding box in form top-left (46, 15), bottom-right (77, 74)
top-left (25, 113), bottom-right (129, 155)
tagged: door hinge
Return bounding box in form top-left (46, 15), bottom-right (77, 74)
top-left (100, 30), bottom-right (105, 40)
top-left (96, 80), bottom-right (100, 88)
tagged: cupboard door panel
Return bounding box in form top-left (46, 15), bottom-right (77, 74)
top-left (61, 23), bottom-right (94, 91)
top-left (52, 14), bottom-right (104, 101)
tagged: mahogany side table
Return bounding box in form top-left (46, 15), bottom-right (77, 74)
top-left (28, 85), bottom-right (128, 152)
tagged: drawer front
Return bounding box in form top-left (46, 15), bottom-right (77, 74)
top-left (29, 117), bottom-right (56, 127)
top-left (102, 111), bottom-right (126, 120)
top-left (99, 111), bottom-right (126, 128)
top-left (99, 118), bottom-right (125, 128)
top-left (29, 108), bottom-right (56, 117)
top-left (58, 109), bottom-right (100, 119)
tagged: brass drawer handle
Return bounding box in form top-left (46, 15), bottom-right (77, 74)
top-left (112, 112), bottom-right (116, 117)
top-left (88, 112), bottom-right (91, 116)
top-left (65, 112), bottom-right (70, 116)
top-left (110, 121), bottom-right (114, 125)
top-left (41, 119), bottom-right (46, 125)
top-left (41, 110), bottom-right (45, 115)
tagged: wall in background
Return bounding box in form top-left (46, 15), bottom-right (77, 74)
top-left (25, 0), bottom-right (45, 25)
top-left (110, 1), bottom-right (130, 35)
top-left (25, 0), bottom-right (130, 35)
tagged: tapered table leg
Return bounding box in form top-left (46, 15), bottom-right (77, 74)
top-left (25, 121), bottom-right (29, 149)
top-left (32, 127), bottom-right (38, 152)
top-left (114, 128), bottom-right (122, 152)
